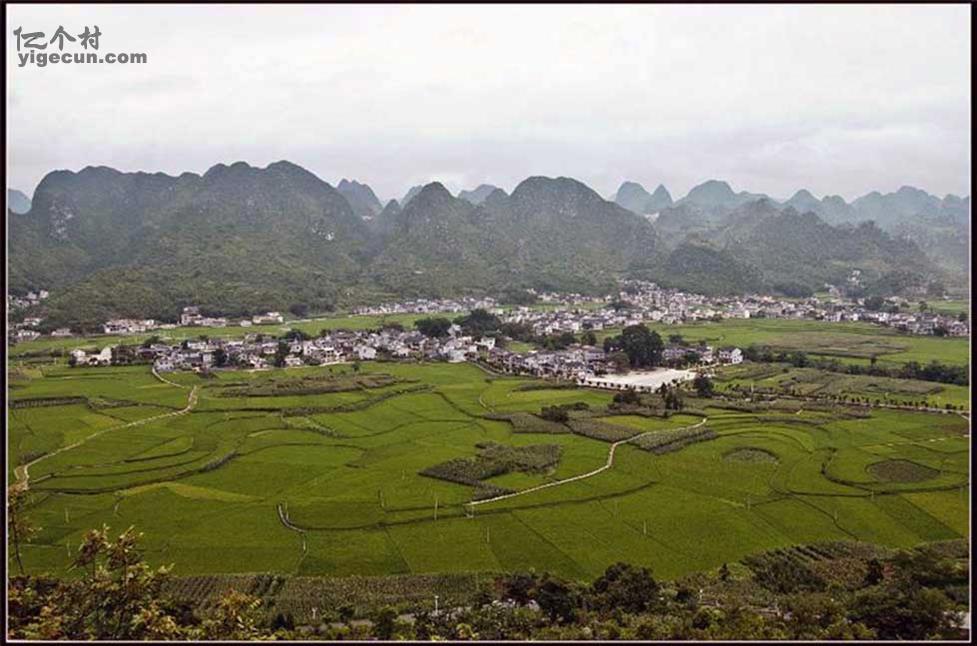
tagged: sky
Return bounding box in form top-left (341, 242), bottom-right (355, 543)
top-left (6, 4), bottom-right (971, 203)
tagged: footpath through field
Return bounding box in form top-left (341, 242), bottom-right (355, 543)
top-left (466, 417), bottom-right (708, 508)
top-left (11, 384), bottom-right (199, 494)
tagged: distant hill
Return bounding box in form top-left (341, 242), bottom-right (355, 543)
top-left (10, 162), bottom-right (371, 329)
top-left (677, 179), bottom-right (771, 214)
top-left (612, 181), bottom-right (672, 215)
top-left (457, 184), bottom-right (502, 205)
top-left (401, 185), bottom-right (424, 207)
top-left (8, 162), bottom-right (956, 328)
top-left (336, 179), bottom-right (383, 219)
top-left (704, 200), bottom-right (939, 295)
top-left (7, 188), bottom-right (31, 214)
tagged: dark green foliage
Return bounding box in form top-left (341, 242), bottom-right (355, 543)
top-left (454, 308), bottom-right (501, 336)
top-left (218, 372), bottom-right (399, 397)
top-left (631, 426), bottom-right (716, 454)
top-left (692, 374), bottom-right (714, 397)
top-left (613, 389), bottom-right (641, 405)
top-left (419, 442), bottom-right (562, 499)
top-left (539, 406), bottom-right (570, 423)
top-left (590, 562), bottom-right (661, 614)
top-left (415, 317), bottom-right (452, 338)
top-left (604, 324), bottom-right (664, 368)
top-left (743, 345), bottom-right (968, 385)
top-left (273, 341), bottom-right (289, 368)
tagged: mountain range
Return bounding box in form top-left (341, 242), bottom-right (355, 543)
top-left (8, 161), bottom-right (964, 330)
top-left (615, 179), bottom-right (969, 278)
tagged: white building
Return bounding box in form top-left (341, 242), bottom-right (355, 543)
top-left (718, 347), bottom-right (743, 364)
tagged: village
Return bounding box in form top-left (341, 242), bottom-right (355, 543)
top-left (64, 316), bottom-right (744, 393)
top-left (8, 280), bottom-right (969, 347)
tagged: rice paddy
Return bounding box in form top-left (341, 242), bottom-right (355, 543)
top-left (8, 358), bottom-right (970, 582)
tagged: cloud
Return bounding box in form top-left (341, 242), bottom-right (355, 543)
top-left (6, 4), bottom-right (970, 201)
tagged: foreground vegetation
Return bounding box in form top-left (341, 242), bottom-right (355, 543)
top-left (7, 521), bottom-right (968, 640)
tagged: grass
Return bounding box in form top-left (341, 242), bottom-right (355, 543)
top-left (713, 363), bottom-right (971, 408)
top-left (8, 360), bottom-right (970, 584)
top-left (597, 318), bottom-right (969, 367)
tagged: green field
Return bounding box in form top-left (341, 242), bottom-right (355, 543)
top-left (713, 363), bottom-right (972, 408)
top-left (597, 318), bottom-right (970, 367)
top-left (8, 360), bottom-right (970, 582)
top-left (928, 299), bottom-right (970, 316)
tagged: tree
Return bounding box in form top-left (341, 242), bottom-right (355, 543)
top-left (455, 309), bottom-right (501, 336)
top-left (957, 311), bottom-right (967, 323)
top-left (212, 347), bottom-right (228, 368)
top-left (589, 562), bottom-right (661, 614)
top-left (917, 300), bottom-right (928, 313)
top-left (273, 341), bottom-right (289, 367)
top-left (499, 288), bottom-right (538, 306)
top-left (9, 525), bottom-right (184, 640)
top-left (283, 328), bottom-right (310, 341)
top-left (415, 317), bottom-right (452, 338)
top-left (668, 334), bottom-right (684, 345)
top-left (201, 589), bottom-right (263, 640)
top-left (374, 606), bottom-right (398, 640)
top-left (288, 302), bottom-right (309, 317)
top-left (580, 330), bottom-right (598, 346)
top-left (864, 295), bottom-right (885, 311)
top-left (613, 389), bottom-right (641, 405)
top-left (540, 406), bottom-right (570, 423)
top-left (607, 351), bottom-right (631, 374)
top-left (606, 324), bottom-right (664, 369)
top-left (536, 575), bottom-right (578, 623)
top-left (662, 386), bottom-right (684, 410)
top-left (141, 335), bottom-right (162, 348)
top-left (693, 374), bottom-right (715, 398)
top-left (8, 487), bottom-right (38, 575)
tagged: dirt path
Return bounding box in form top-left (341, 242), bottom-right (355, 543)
top-left (152, 367), bottom-right (190, 388)
top-left (12, 386), bottom-right (199, 494)
top-left (277, 502), bottom-right (308, 554)
top-left (467, 417), bottom-right (708, 508)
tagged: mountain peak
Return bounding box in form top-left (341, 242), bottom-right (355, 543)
top-left (458, 184), bottom-right (502, 205)
top-left (790, 189), bottom-right (816, 200)
top-left (614, 181), bottom-right (672, 214)
top-left (336, 178), bottom-right (383, 218)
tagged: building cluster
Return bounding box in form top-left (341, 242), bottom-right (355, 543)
top-left (8, 283), bottom-right (969, 350)
top-left (179, 306), bottom-right (285, 328)
top-left (8, 289), bottom-right (49, 311)
top-left (496, 281), bottom-right (969, 339)
top-left (350, 297), bottom-right (499, 316)
top-left (141, 325), bottom-right (498, 372)
top-left (483, 342), bottom-right (742, 382)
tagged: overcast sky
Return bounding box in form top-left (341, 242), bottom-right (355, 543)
top-left (6, 4), bottom-right (971, 203)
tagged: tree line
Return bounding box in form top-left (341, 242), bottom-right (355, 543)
top-left (742, 345), bottom-right (968, 386)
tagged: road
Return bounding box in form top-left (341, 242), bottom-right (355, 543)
top-left (12, 386), bottom-right (199, 494)
top-left (467, 417), bottom-right (708, 508)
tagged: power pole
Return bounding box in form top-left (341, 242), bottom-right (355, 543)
top-left (434, 496), bottom-right (439, 521)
